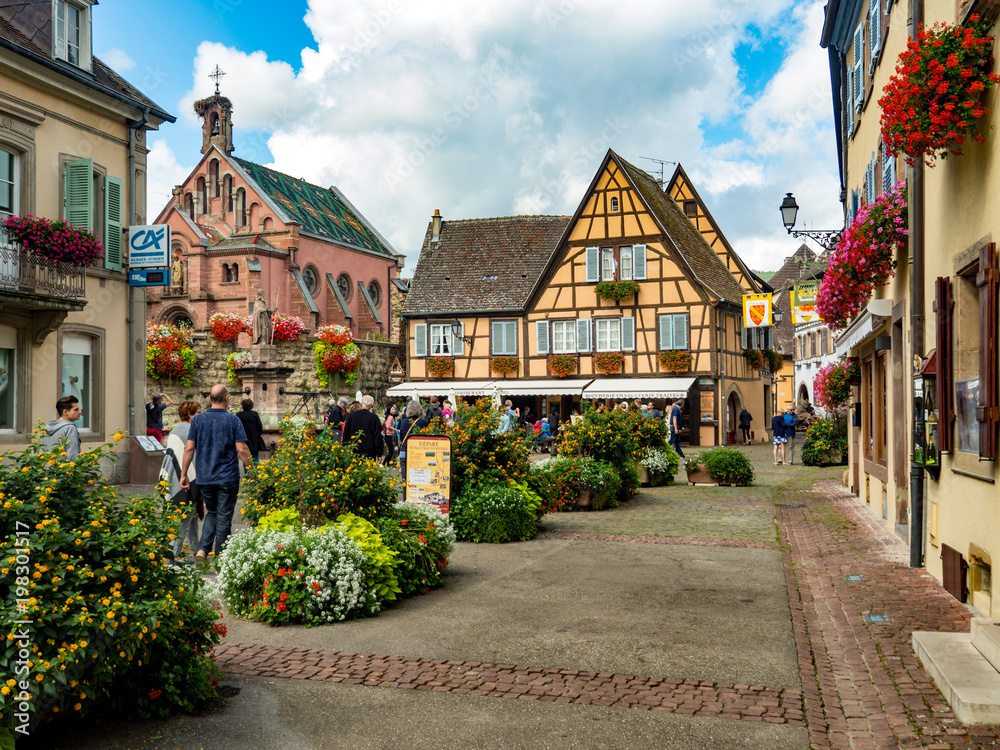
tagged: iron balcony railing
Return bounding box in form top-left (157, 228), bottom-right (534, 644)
top-left (0, 226), bottom-right (87, 298)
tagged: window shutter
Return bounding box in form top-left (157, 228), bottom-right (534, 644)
top-left (104, 175), bottom-right (123, 271)
top-left (633, 244), bottom-right (647, 280)
top-left (506, 322), bottom-right (516, 355)
top-left (936, 277), bottom-right (955, 454)
top-left (452, 322), bottom-right (464, 356)
top-left (414, 323), bottom-right (427, 357)
top-left (869, 0), bottom-right (881, 67)
top-left (585, 246), bottom-right (599, 283)
top-left (853, 26), bottom-right (863, 110)
top-left (659, 315), bottom-right (670, 350)
top-left (882, 140), bottom-right (893, 193)
top-left (65, 158), bottom-right (93, 230)
top-left (622, 317), bottom-right (635, 351)
top-left (741, 325), bottom-right (748, 351)
top-left (977, 243), bottom-right (998, 459)
top-left (536, 320), bottom-right (549, 355)
top-left (491, 321), bottom-right (500, 355)
top-left (674, 315), bottom-right (688, 350)
top-left (577, 318), bottom-right (592, 353)
top-left (846, 69), bottom-right (854, 137)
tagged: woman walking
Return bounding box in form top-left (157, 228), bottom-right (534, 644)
top-left (382, 404), bottom-right (399, 466)
top-left (771, 410), bottom-right (787, 465)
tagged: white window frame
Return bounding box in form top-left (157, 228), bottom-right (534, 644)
top-left (491, 320), bottom-right (517, 356)
top-left (619, 246), bottom-right (633, 281)
top-left (596, 318), bottom-right (621, 352)
top-left (601, 248), bottom-right (615, 281)
top-left (429, 323), bottom-right (452, 356)
top-left (0, 147), bottom-right (16, 221)
top-left (53, 0), bottom-right (92, 71)
top-left (610, 196), bottom-right (619, 212)
top-left (551, 320), bottom-right (577, 354)
top-left (0, 324), bottom-right (18, 434)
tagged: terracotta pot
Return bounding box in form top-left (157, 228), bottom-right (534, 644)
top-left (686, 467), bottom-right (714, 484)
top-left (575, 489), bottom-right (591, 510)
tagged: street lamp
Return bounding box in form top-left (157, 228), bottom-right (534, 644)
top-left (779, 192), bottom-right (843, 251)
top-left (772, 306), bottom-right (783, 326)
top-left (450, 318), bottom-right (473, 348)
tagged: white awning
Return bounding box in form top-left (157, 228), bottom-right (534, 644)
top-left (835, 299), bottom-right (893, 357)
top-left (385, 380), bottom-right (498, 397)
top-left (583, 377), bottom-right (695, 400)
top-left (494, 379), bottom-right (595, 396)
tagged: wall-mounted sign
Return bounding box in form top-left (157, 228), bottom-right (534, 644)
top-left (129, 268), bottom-right (171, 287)
top-left (791, 282), bottom-right (820, 325)
top-left (388, 357), bottom-right (405, 384)
top-left (404, 434), bottom-right (452, 513)
top-left (743, 293), bottom-right (773, 328)
top-left (128, 224), bottom-right (170, 268)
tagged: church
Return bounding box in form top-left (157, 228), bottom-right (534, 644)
top-left (146, 78), bottom-right (403, 338)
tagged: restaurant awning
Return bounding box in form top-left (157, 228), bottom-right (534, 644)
top-left (835, 298), bottom-right (893, 357)
top-left (494, 379), bottom-right (595, 396)
top-left (582, 377), bottom-right (695, 400)
top-left (385, 380), bottom-right (498, 397)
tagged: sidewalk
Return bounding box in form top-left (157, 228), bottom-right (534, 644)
top-left (26, 446), bottom-right (999, 749)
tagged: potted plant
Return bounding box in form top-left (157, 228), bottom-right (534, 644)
top-left (658, 350), bottom-right (692, 373)
top-left (684, 456), bottom-right (713, 485)
top-left (490, 355), bottom-right (520, 376)
top-left (209, 311), bottom-right (251, 344)
top-left (548, 354), bottom-right (577, 378)
top-left (814, 358), bottom-right (861, 412)
top-left (689, 447), bottom-right (756, 486)
top-left (594, 351), bottom-right (625, 374)
top-left (595, 280), bottom-right (641, 302)
top-left (3, 214), bottom-right (104, 267)
top-left (426, 356), bottom-right (454, 378)
top-left (272, 313), bottom-right (306, 342)
top-left (744, 349), bottom-right (767, 370)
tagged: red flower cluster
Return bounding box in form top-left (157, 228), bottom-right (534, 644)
top-left (315, 323), bottom-right (354, 346)
top-left (490, 356), bottom-right (520, 376)
top-left (146, 323), bottom-right (196, 385)
top-left (880, 15), bottom-right (1000, 164)
top-left (658, 350), bottom-right (692, 373)
top-left (814, 358), bottom-right (861, 412)
top-left (817, 182), bottom-right (908, 330)
top-left (426, 356), bottom-right (454, 378)
top-left (272, 313), bottom-right (305, 342)
top-left (322, 345), bottom-right (361, 374)
top-left (548, 354), bottom-right (577, 378)
top-left (3, 214), bottom-right (104, 267)
top-left (594, 351), bottom-right (625, 373)
top-left (209, 311), bottom-right (251, 343)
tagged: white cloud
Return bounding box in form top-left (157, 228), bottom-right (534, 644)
top-left (100, 48), bottom-right (134, 71)
top-left (172, 0), bottom-right (839, 271)
top-left (146, 139), bottom-right (194, 220)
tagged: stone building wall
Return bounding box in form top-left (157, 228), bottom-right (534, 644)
top-left (146, 333), bottom-right (403, 425)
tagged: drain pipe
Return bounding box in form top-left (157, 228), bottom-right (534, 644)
top-left (909, 0), bottom-right (926, 569)
top-left (127, 107), bottom-right (150, 438)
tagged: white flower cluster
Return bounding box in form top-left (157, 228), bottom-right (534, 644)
top-left (394, 501), bottom-right (456, 554)
top-left (280, 415), bottom-right (317, 438)
top-left (640, 448), bottom-right (674, 474)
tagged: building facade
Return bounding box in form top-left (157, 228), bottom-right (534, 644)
top-left (0, 1), bottom-right (173, 466)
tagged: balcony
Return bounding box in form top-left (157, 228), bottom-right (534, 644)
top-left (0, 228), bottom-right (87, 300)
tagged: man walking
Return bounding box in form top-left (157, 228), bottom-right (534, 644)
top-left (739, 407), bottom-right (753, 445)
top-left (181, 385), bottom-right (252, 564)
top-left (342, 394), bottom-right (385, 460)
top-left (669, 399), bottom-right (685, 458)
top-left (771, 410), bottom-right (788, 465)
top-left (42, 395), bottom-right (82, 459)
top-left (783, 405), bottom-right (800, 465)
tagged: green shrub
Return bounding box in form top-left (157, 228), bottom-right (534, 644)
top-left (698, 447), bottom-right (756, 486)
top-left (802, 415), bottom-right (849, 466)
top-left (560, 409), bottom-right (654, 502)
top-left (334, 513), bottom-right (401, 604)
top-left (373, 503), bottom-right (454, 597)
top-left (450, 482), bottom-right (537, 543)
top-left (0, 435), bottom-right (223, 730)
top-left (640, 446), bottom-right (680, 486)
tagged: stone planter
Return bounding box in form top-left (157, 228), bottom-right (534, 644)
top-left (574, 489), bottom-right (592, 511)
top-left (635, 462), bottom-right (650, 485)
top-left (686, 467), bottom-right (715, 485)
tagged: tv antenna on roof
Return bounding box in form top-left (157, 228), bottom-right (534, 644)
top-left (640, 157), bottom-right (677, 186)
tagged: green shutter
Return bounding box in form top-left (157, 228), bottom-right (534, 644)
top-left (585, 247), bottom-right (599, 283)
top-left (414, 323), bottom-right (427, 357)
top-left (104, 175), bottom-right (123, 270)
top-left (64, 158), bottom-right (93, 230)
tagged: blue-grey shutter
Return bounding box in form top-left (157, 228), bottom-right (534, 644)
top-left (452, 322), bottom-right (464, 356)
top-left (659, 315), bottom-right (670, 350)
top-left (414, 323), bottom-right (427, 357)
top-left (740, 324), bottom-right (747, 350)
top-left (491, 321), bottom-right (500, 355)
top-left (853, 26), bottom-right (863, 110)
top-left (869, 0), bottom-right (881, 68)
top-left (536, 320), bottom-right (549, 355)
top-left (622, 317), bottom-right (635, 351)
top-left (507, 322), bottom-right (516, 355)
top-left (577, 318), bottom-right (592, 353)
top-left (585, 246), bottom-right (599, 283)
top-left (65, 157), bottom-right (93, 230)
top-left (104, 175), bottom-right (123, 271)
top-left (633, 244), bottom-right (647, 280)
top-left (846, 66), bottom-right (854, 137)
top-left (673, 315), bottom-right (688, 350)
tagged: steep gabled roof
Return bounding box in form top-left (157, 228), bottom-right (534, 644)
top-left (403, 215), bottom-right (570, 316)
top-left (615, 154), bottom-right (747, 305)
top-left (230, 156), bottom-right (395, 257)
top-left (769, 245), bottom-right (821, 292)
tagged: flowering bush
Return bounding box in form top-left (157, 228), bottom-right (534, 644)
top-left (272, 313), bottom-right (306, 342)
top-left (813, 358), bottom-right (860, 412)
top-left (595, 280), bottom-right (641, 301)
top-left (490, 356), bottom-right (520, 376)
top-left (816, 182), bottom-right (908, 330)
top-left (528, 456), bottom-right (623, 512)
top-left (426, 356), bottom-right (454, 378)
top-left (209, 311), bottom-right (251, 344)
top-left (315, 324), bottom-right (354, 346)
top-left (0, 435), bottom-right (223, 729)
top-left (226, 350), bottom-right (254, 383)
top-left (880, 15), bottom-right (1000, 164)
top-left (744, 349), bottom-right (767, 370)
top-left (802, 415), bottom-right (849, 466)
top-left (449, 482), bottom-right (540, 543)
top-left (548, 354), bottom-right (577, 378)
top-left (658, 350), bottom-right (692, 373)
top-left (146, 322), bottom-right (196, 386)
top-left (374, 502), bottom-right (454, 596)
top-left (3, 214), bottom-right (104, 267)
top-left (594, 351), bottom-right (625, 373)
top-left (640, 447), bottom-right (680, 486)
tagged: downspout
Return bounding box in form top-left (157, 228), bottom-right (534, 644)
top-left (909, 0), bottom-right (926, 569)
top-left (128, 107), bottom-right (150, 438)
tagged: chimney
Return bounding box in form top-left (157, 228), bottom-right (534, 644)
top-left (431, 209), bottom-right (442, 243)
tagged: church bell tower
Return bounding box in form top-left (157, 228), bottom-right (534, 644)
top-left (194, 65), bottom-right (234, 155)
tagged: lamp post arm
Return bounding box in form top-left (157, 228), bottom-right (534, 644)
top-left (786, 228), bottom-right (843, 252)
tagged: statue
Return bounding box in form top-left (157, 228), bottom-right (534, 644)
top-left (251, 289), bottom-right (274, 345)
top-left (171, 251), bottom-right (184, 293)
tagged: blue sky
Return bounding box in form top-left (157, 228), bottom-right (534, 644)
top-left (91, 0), bottom-right (842, 273)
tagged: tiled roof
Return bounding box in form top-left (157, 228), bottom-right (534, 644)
top-left (231, 157), bottom-right (394, 257)
top-left (616, 155), bottom-right (747, 305)
top-left (769, 245), bottom-right (821, 292)
top-left (403, 215), bottom-right (570, 315)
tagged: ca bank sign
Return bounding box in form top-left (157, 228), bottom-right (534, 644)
top-left (128, 224), bottom-right (170, 268)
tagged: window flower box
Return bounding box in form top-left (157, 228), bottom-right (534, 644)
top-left (426, 356), bottom-right (454, 378)
top-left (595, 280), bottom-right (640, 302)
top-left (548, 354), bottom-right (578, 378)
top-left (490, 356), bottom-right (520, 376)
top-left (3, 214), bottom-right (104, 267)
top-left (209, 311), bottom-right (251, 344)
top-left (658, 350), bottom-right (692, 373)
top-left (594, 351), bottom-right (625, 374)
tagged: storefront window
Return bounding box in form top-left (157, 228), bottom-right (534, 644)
top-left (61, 335), bottom-right (91, 430)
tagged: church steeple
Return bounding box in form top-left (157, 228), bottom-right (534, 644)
top-left (194, 66), bottom-right (234, 155)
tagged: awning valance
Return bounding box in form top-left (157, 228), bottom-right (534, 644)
top-left (494, 379), bottom-right (595, 396)
top-left (386, 380), bottom-right (498, 397)
top-left (582, 377), bottom-right (695, 400)
top-left (835, 299), bottom-right (893, 357)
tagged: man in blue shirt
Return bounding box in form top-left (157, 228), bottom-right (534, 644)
top-left (783, 405), bottom-right (800, 465)
top-left (669, 399), bottom-right (685, 458)
top-left (181, 384), bottom-right (252, 563)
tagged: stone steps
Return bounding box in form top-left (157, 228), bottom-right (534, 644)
top-left (913, 618), bottom-right (1000, 724)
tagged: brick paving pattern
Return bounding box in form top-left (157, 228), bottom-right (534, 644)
top-left (538, 529), bottom-right (775, 549)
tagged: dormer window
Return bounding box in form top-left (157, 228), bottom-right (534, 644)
top-left (610, 196), bottom-right (619, 212)
top-left (54, 1), bottom-right (92, 71)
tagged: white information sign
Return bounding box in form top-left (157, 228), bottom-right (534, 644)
top-left (128, 225), bottom-right (171, 268)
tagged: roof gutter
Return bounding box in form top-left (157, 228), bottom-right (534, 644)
top-left (401, 308), bottom-right (523, 319)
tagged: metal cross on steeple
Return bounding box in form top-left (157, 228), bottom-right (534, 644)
top-left (209, 65), bottom-right (226, 95)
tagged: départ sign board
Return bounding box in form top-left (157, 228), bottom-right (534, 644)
top-left (404, 434), bottom-right (452, 513)
top-left (128, 224), bottom-right (171, 268)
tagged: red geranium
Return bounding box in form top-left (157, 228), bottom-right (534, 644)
top-left (272, 313), bottom-right (305, 342)
top-left (315, 324), bottom-right (354, 346)
top-left (209, 311), bottom-right (251, 343)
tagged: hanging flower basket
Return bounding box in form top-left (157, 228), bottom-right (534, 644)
top-left (227, 350), bottom-right (254, 383)
top-left (490, 356), bottom-right (520, 376)
top-left (146, 323), bottom-right (196, 386)
top-left (3, 215), bottom-right (104, 267)
top-left (314, 323), bottom-right (354, 346)
top-left (816, 182), bottom-right (908, 330)
top-left (764, 349), bottom-right (783, 373)
top-left (595, 280), bottom-right (641, 302)
top-left (744, 349), bottom-right (767, 370)
top-left (880, 14), bottom-right (1000, 165)
top-left (426, 356), bottom-right (454, 378)
top-left (272, 313), bottom-right (306, 342)
top-left (548, 354), bottom-right (578, 378)
top-left (814, 358), bottom-right (861, 412)
top-left (319, 343), bottom-right (361, 374)
top-left (209, 311), bottom-right (252, 344)
top-left (658, 350), bottom-right (692, 373)
top-left (594, 351), bottom-right (625, 374)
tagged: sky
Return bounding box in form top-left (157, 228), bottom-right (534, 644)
top-left (93, 0), bottom-right (843, 274)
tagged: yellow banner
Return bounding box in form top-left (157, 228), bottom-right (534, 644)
top-left (792, 282), bottom-right (820, 325)
top-left (742, 293), bottom-right (772, 329)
